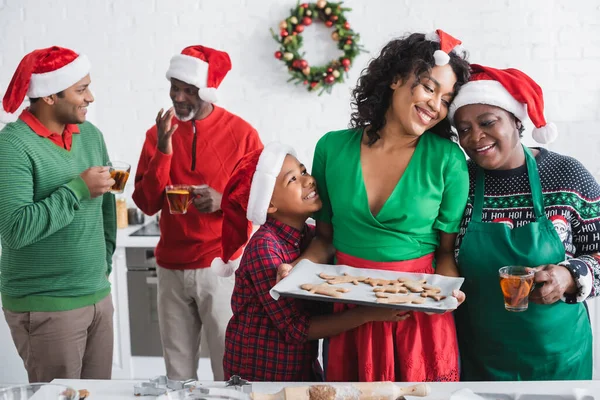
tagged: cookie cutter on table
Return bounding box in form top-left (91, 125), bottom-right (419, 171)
top-left (161, 387), bottom-right (251, 400)
top-left (133, 375), bottom-right (196, 396)
top-left (133, 375), bottom-right (252, 398)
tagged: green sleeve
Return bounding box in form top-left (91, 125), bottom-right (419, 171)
top-left (433, 144), bottom-right (469, 233)
top-left (99, 132), bottom-right (117, 275)
top-left (102, 192), bottom-right (116, 275)
top-left (311, 134), bottom-right (333, 223)
top-left (0, 139), bottom-right (84, 249)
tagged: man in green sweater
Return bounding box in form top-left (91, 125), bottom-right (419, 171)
top-left (0, 46), bottom-right (117, 382)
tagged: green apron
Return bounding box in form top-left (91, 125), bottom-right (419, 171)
top-left (456, 146), bottom-right (592, 381)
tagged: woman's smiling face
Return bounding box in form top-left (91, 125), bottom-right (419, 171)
top-left (455, 103), bottom-right (524, 170)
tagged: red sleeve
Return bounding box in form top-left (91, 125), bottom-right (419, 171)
top-left (131, 127), bottom-right (173, 216)
top-left (245, 127), bottom-right (263, 153)
top-left (244, 238), bottom-right (310, 344)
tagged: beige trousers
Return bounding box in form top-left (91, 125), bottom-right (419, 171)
top-left (157, 266), bottom-right (234, 381)
top-left (3, 294), bottom-right (114, 382)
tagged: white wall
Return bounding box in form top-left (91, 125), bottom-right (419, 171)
top-left (0, 0), bottom-right (599, 383)
top-left (1, 0), bottom-right (599, 175)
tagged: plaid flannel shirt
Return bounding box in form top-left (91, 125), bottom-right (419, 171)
top-left (223, 218), bottom-right (320, 381)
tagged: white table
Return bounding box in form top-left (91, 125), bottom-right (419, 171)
top-left (51, 379), bottom-right (600, 399)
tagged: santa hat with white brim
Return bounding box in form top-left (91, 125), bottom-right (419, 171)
top-left (424, 29), bottom-right (465, 66)
top-left (1, 46), bottom-right (90, 123)
top-left (165, 45), bottom-right (231, 104)
top-left (210, 142), bottom-right (296, 277)
top-left (448, 64), bottom-right (557, 144)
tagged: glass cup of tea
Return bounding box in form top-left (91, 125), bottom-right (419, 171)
top-left (107, 161), bottom-right (131, 194)
top-left (165, 185), bottom-right (193, 214)
top-left (498, 266), bottom-right (536, 312)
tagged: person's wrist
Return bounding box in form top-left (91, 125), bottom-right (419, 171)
top-left (157, 140), bottom-right (172, 154)
top-left (559, 265), bottom-right (578, 295)
top-left (348, 307), bottom-right (368, 323)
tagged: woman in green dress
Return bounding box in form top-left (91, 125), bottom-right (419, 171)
top-left (285, 30), bottom-right (472, 382)
top-left (451, 64), bottom-right (599, 380)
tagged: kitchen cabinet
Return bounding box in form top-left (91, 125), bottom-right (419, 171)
top-left (113, 225), bottom-right (213, 380)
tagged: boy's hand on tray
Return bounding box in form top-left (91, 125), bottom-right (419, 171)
top-left (276, 263), bottom-right (293, 284)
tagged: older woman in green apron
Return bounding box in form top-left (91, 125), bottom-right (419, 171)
top-left (449, 64), bottom-right (600, 381)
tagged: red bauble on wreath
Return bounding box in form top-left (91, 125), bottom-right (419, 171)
top-left (270, 1), bottom-right (364, 95)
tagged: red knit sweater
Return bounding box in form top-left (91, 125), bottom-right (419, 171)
top-left (133, 105), bottom-right (263, 269)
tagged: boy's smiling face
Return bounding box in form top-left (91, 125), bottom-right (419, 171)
top-left (268, 154), bottom-right (322, 225)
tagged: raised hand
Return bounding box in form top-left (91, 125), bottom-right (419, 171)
top-left (156, 107), bottom-right (179, 154)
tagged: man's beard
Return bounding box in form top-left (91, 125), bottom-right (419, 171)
top-left (174, 105), bottom-right (199, 122)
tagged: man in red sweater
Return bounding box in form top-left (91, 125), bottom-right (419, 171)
top-left (132, 45), bottom-right (263, 381)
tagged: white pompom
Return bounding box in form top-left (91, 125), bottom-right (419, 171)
top-left (532, 122), bottom-right (558, 144)
top-left (433, 50), bottom-right (450, 66)
top-left (199, 87), bottom-right (218, 103)
top-left (210, 257), bottom-right (241, 277)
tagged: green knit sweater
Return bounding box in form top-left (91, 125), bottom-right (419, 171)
top-left (0, 119), bottom-right (116, 312)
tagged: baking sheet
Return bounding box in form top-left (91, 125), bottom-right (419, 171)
top-left (270, 259), bottom-right (465, 314)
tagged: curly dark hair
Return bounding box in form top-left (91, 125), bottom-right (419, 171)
top-left (350, 32), bottom-right (470, 145)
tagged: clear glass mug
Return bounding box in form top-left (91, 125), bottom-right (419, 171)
top-left (165, 185), bottom-right (193, 214)
top-left (0, 383), bottom-right (80, 400)
top-left (107, 161), bottom-right (131, 194)
top-left (498, 266), bottom-right (536, 312)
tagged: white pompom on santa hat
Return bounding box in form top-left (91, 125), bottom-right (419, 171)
top-left (165, 45), bottom-right (231, 104)
top-left (1, 46), bottom-right (90, 124)
top-left (425, 29), bottom-right (465, 66)
top-left (448, 64), bottom-right (558, 144)
top-left (210, 142), bottom-right (297, 277)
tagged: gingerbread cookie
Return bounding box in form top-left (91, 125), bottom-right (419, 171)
top-left (422, 284), bottom-right (442, 292)
top-left (420, 288), bottom-right (446, 301)
top-left (364, 277), bottom-right (400, 287)
top-left (373, 284), bottom-right (408, 294)
top-left (301, 283), bottom-right (350, 298)
top-left (319, 272), bottom-right (367, 285)
top-left (375, 293), bottom-right (426, 305)
top-left (398, 278), bottom-right (428, 293)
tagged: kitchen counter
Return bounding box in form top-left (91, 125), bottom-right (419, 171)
top-left (50, 379), bottom-right (600, 399)
top-left (116, 223), bottom-right (160, 248)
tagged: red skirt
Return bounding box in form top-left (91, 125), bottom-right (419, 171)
top-left (326, 251), bottom-right (460, 382)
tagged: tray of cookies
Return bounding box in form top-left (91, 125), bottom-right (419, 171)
top-left (270, 260), bottom-right (464, 313)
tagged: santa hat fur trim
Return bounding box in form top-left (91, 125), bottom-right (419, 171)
top-left (211, 142), bottom-right (296, 277)
top-left (166, 45), bottom-right (231, 103)
top-left (247, 143), bottom-right (297, 225)
top-left (448, 64), bottom-right (558, 144)
top-left (1, 46), bottom-right (90, 123)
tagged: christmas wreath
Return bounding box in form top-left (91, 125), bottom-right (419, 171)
top-left (271, 1), bottom-right (363, 95)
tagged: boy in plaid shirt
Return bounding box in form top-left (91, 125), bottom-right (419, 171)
top-left (212, 142), bottom-right (408, 381)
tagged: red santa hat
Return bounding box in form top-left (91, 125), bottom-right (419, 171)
top-left (165, 45), bottom-right (232, 104)
top-left (1, 46), bottom-right (90, 123)
top-left (210, 142), bottom-right (296, 277)
top-left (425, 29), bottom-right (464, 66)
top-left (550, 214), bottom-right (568, 228)
top-left (448, 64), bottom-right (558, 144)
